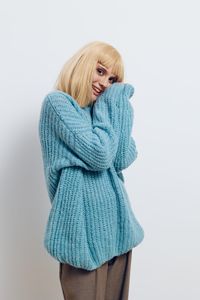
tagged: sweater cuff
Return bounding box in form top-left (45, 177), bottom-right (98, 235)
top-left (96, 83), bottom-right (134, 103)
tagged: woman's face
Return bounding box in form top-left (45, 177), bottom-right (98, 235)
top-left (91, 62), bottom-right (118, 101)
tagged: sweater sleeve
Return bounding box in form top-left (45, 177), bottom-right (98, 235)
top-left (113, 88), bottom-right (138, 173)
top-left (43, 84), bottom-right (127, 171)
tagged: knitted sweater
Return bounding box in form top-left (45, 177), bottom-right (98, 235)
top-left (38, 82), bottom-right (144, 270)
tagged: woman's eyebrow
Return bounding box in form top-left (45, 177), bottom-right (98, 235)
top-left (98, 64), bottom-right (107, 71)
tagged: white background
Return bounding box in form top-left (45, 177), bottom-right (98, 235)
top-left (1, 0), bottom-right (200, 299)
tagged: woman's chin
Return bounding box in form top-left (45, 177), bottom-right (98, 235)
top-left (91, 94), bottom-right (97, 101)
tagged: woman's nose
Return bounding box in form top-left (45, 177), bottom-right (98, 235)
top-left (100, 78), bottom-right (110, 88)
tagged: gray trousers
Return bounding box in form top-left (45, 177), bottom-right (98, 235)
top-left (59, 250), bottom-right (132, 300)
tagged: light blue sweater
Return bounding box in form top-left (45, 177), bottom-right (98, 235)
top-left (38, 82), bottom-right (144, 270)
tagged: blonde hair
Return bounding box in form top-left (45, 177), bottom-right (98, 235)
top-left (54, 41), bottom-right (124, 107)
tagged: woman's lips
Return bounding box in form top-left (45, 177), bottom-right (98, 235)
top-left (92, 86), bottom-right (102, 96)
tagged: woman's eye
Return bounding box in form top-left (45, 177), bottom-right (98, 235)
top-left (97, 68), bottom-right (104, 75)
top-left (109, 77), bottom-right (117, 84)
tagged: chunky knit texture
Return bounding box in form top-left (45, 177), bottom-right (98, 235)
top-left (38, 82), bottom-right (144, 270)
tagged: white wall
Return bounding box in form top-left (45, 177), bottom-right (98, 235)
top-left (1, 0), bottom-right (199, 299)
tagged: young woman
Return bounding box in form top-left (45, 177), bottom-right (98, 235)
top-left (38, 41), bottom-right (144, 300)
